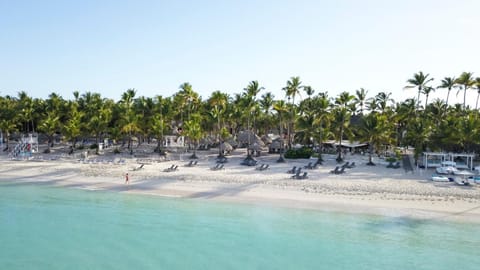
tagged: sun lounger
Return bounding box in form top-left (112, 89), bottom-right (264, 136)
top-left (330, 166), bottom-right (340, 174)
top-left (217, 157), bottom-right (228, 163)
top-left (287, 166), bottom-right (297, 174)
top-left (210, 163), bottom-right (224, 171)
top-left (185, 160), bottom-right (198, 167)
top-left (337, 167), bottom-right (346, 174)
top-left (256, 164), bottom-right (269, 171)
top-left (346, 162), bottom-right (355, 168)
top-left (163, 164), bottom-right (178, 172)
top-left (256, 164), bottom-right (266, 170)
top-left (341, 162), bottom-right (350, 168)
top-left (291, 170), bottom-right (301, 179)
top-left (292, 172), bottom-right (308, 180)
top-left (133, 164), bottom-right (144, 171)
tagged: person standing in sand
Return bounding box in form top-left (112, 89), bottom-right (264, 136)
top-left (125, 172), bottom-right (129, 184)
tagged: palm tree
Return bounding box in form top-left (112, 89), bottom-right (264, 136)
top-left (332, 107), bottom-right (351, 162)
top-left (183, 114), bottom-right (203, 159)
top-left (455, 72), bottom-right (475, 109)
top-left (119, 89), bottom-right (137, 154)
top-left (208, 91), bottom-right (229, 157)
top-left (354, 88), bottom-right (368, 115)
top-left (17, 91), bottom-right (35, 133)
top-left (312, 93), bottom-right (332, 164)
top-left (0, 95), bottom-right (18, 151)
top-left (243, 81), bottom-right (264, 159)
top-left (283, 76), bottom-right (303, 148)
top-left (404, 71), bottom-right (434, 109)
top-left (437, 77), bottom-right (457, 106)
top-left (474, 77), bottom-right (480, 110)
top-left (273, 100), bottom-right (288, 162)
top-left (39, 112), bottom-right (60, 153)
top-left (358, 113), bottom-right (391, 165)
top-left (422, 86), bottom-right (434, 109)
top-left (374, 92), bottom-right (393, 114)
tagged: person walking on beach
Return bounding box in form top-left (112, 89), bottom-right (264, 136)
top-left (125, 172), bottom-right (129, 184)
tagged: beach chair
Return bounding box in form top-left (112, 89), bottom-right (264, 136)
top-left (341, 162), bottom-right (350, 169)
top-left (346, 162), bottom-right (356, 168)
top-left (304, 162), bottom-right (313, 169)
top-left (255, 164), bottom-right (266, 170)
top-left (217, 157), bottom-right (228, 163)
top-left (133, 164), bottom-right (144, 171)
top-left (287, 166), bottom-right (297, 174)
top-left (298, 172), bottom-right (308, 179)
top-left (260, 164), bottom-right (270, 171)
top-left (392, 162), bottom-right (401, 169)
top-left (291, 170), bottom-right (301, 179)
top-left (336, 167), bottom-right (346, 174)
top-left (185, 160), bottom-right (194, 167)
top-left (330, 166), bottom-right (340, 174)
top-left (211, 164), bottom-right (224, 171)
top-left (163, 164), bottom-right (176, 172)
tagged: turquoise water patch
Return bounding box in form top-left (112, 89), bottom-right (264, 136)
top-left (0, 182), bottom-right (479, 270)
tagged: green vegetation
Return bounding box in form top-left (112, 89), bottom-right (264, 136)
top-left (284, 147), bottom-right (313, 159)
top-left (1, 71), bottom-right (480, 161)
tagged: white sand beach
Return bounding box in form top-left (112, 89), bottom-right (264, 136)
top-left (1, 146), bottom-right (480, 223)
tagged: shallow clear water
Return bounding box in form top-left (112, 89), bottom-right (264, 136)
top-left (0, 181), bottom-right (479, 270)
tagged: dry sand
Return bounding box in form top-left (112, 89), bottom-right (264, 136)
top-left (1, 147), bottom-right (480, 223)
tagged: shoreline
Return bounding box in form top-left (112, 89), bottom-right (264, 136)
top-left (1, 151), bottom-right (480, 224)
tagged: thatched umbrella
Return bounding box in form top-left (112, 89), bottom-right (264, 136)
top-left (237, 131), bottom-right (265, 147)
top-left (220, 142), bottom-right (233, 153)
top-left (226, 138), bottom-right (238, 148)
top-left (261, 135), bottom-right (273, 145)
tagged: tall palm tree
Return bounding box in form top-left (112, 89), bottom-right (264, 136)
top-left (273, 100), bottom-right (288, 162)
top-left (437, 77), bottom-right (457, 106)
top-left (243, 81), bottom-right (264, 159)
top-left (404, 71), bottom-right (434, 109)
top-left (259, 92), bottom-right (275, 135)
top-left (422, 86), bottom-right (434, 109)
top-left (39, 112), bottom-right (60, 153)
top-left (473, 77), bottom-right (480, 110)
top-left (455, 72), bottom-right (475, 109)
top-left (374, 92), bottom-right (393, 114)
top-left (332, 107), bottom-right (351, 162)
top-left (0, 95), bottom-right (18, 151)
top-left (312, 93), bottom-right (332, 164)
top-left (119, 89), bottom-right (137, 154)
top-left (358, 113), bottom-right (391, 165)
top-left (183, 114), bottom-right (203, 159)
top-left (354, 88), bottom-right (368, 115)
top-left (283, 76), bottom-right (303, 148)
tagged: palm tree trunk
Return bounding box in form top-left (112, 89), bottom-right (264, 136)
top-left (417, 89), bottom-right (421, 108)
top-left (476, 92), bottom-right (480, 110)
top-left (464, 87), bottom-right (467, 109)
top-left (277, 115), bottom-right (285, 163)
top-left (337, 128), bottom-right (343, 162)
top-left (446, 89), bottom-right (451, 106)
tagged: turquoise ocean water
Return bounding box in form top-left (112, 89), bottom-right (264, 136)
top-left (0, 181), bottom-right (479, 270)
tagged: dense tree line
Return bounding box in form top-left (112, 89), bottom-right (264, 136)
top-left (1, 71), bottom-right (480, 163)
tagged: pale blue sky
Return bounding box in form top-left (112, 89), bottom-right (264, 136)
top-left (1, 0), bottom-right (479, 106)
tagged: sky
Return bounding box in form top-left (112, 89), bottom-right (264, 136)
top-left (1, 0), bottom-right (479, 106)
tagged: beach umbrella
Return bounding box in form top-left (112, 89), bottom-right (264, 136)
top-left (237, 131), bottom-right (265, 147)
top-left (261, 135), bottom-right (273, 145)
top-left (249, 143), bottom-right (263, 151)
top-left (226, 138), bottom-right (238, 148)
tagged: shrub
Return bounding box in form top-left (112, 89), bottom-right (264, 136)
top-left (284, 147), bottom-right (313, 159)
top-left (386, 157), bottom-right (396, 163)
